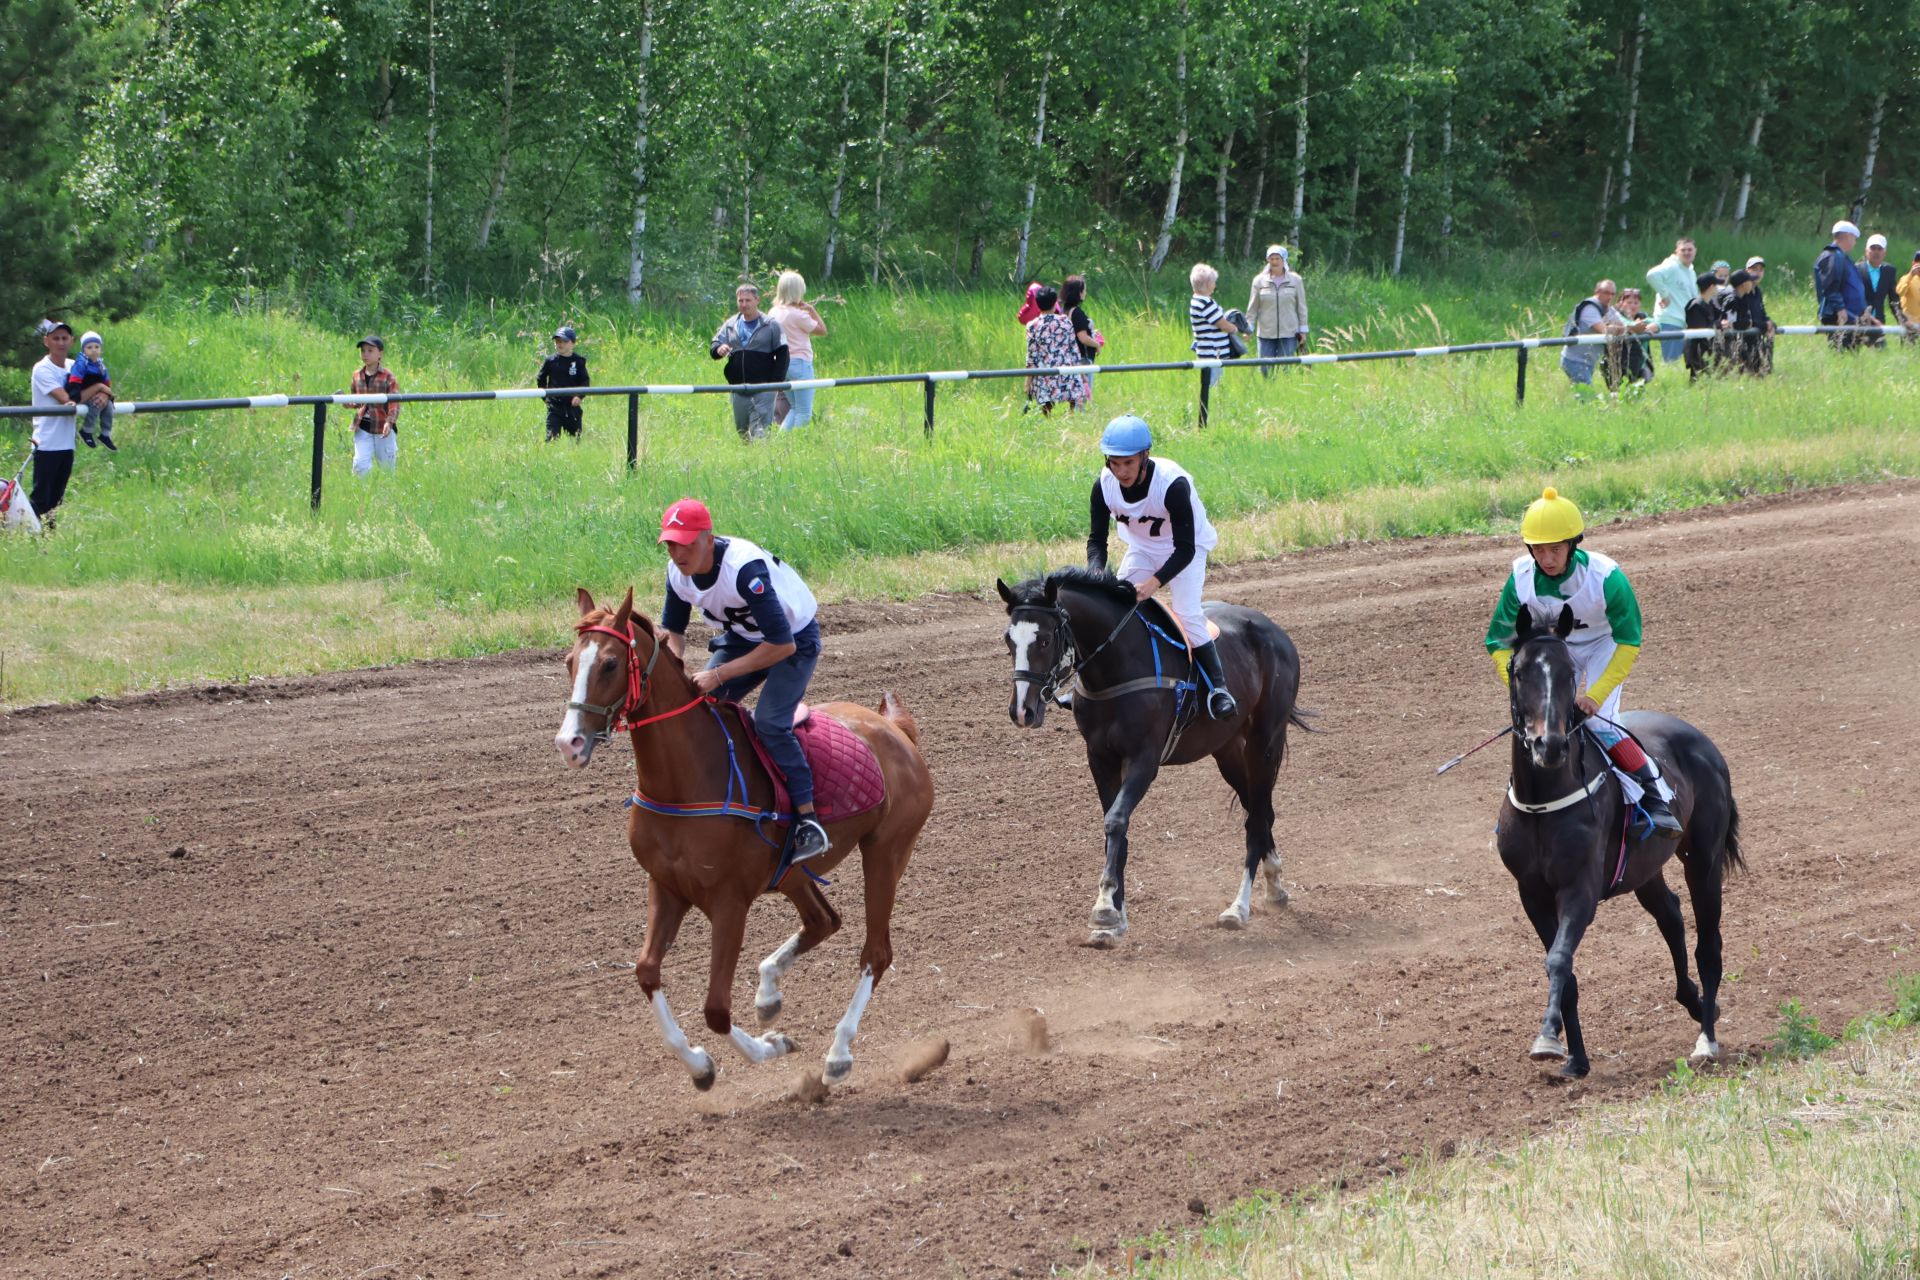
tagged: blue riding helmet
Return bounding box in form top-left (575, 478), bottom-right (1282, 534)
top-left (1100, 414), bottom-right (1153, 457)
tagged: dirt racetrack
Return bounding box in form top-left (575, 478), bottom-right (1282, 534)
top-left (4, 485), bottom-right (1918, 1279)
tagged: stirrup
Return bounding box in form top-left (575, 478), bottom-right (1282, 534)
top-left (789, 816), bottom-right (830, 863)
top-left (1206, 688), bottom-right (1239, 719)
top-left (1639, 795), bottom-right (1682, 835)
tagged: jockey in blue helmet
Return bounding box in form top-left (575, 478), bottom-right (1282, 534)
top-left (1088, 414), bottom-right (1236, 718)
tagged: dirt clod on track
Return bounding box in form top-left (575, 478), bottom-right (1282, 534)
top-left (4, 486), bottom-right (1917, 1279)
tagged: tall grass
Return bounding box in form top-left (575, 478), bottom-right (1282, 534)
top-left (3, 253), bottom-right (1916, 705)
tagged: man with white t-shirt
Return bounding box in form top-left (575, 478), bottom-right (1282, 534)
top-left (28, 319), bottom-right (80, 525)
top-left (658, 498), bottom-right (830, 866)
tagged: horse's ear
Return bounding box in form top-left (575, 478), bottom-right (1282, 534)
top-left (613, 587), bottom-right (634, 631)
top-left (995, 577), bottom-right (1018, 607)
top-left (1555, 604), bottom-right (1575, 638)
top-left (1513, 607), bottom-right (1536, 643)
top-left (575, 587), bottom-right (596, 617)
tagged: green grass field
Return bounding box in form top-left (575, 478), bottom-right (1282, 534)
top-left (4, 241), bottom-right (1918, 707)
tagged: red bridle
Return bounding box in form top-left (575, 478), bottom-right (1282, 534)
top-left (571, 621), bottom-right (709, 740)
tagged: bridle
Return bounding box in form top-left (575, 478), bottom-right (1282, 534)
top-left (1507, 634), bottom-right (1605, 815)
top-left (570, 620), bottom-right (667, 745)
top-left (1008, 595), bottom-right (1144, 706)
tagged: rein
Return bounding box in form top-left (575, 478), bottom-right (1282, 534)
top-left (1009, 596), bottom-right (1147, 704)
top-left (571, 621), bottom-right (704, 743)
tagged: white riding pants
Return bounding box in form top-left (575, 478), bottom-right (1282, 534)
top-left (1118, 546), bottom-right (1210, 648)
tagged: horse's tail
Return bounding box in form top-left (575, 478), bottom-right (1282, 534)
top-left (1717, 794), bottom-right (1746, 881)
top-left (1287, 705), bottom-right (1322, 734)
top-left (877, 690), bottom-right (920, 747)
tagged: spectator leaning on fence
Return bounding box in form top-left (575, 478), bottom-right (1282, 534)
top-left (1683, 273), bottom-right (1721, 382)
top-left (1604, 286), bottom-right (1657, 389)
top-left (1816, 220), bottom-right (1867, 350)
top-left (1188, 263), bottom-right (1239, 387)
top-left (1646, 237), bottom-right (1699, 363)
top-left (349, 336), bottom-right (400, 476)
top-left (1246, 246), bottom-right (1308, 375)
top-left (1857, 233), bottom-right (1899, 347)
top-left (1722, 270), bottom-right (1768, 376)
top-left (1559, 279), bottom-right (1621, 388)
top-left (27, 319), bottom-right (77, 526)
top-left (1898, 252), bottom-right (1920, 338)
top-left (710, 283), bottom-right (789, 441)
top-left (1744, 256), bottom-right (1778, 372)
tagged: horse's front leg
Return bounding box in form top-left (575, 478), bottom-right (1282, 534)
top-left (1522, 886), bottom-right (1596, 1078)
top-left (1090, 750), bottom-right (1158, 946)
top-left (704, 901), bottom-right (797, 1069)
top-left (634, 882), bottom-right (718, 1091)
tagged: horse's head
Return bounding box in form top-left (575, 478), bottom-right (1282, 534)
top-left (1510, 603), bottom-right (1579, 770)
top-left (556, 587), bottom-right (678, 768)
top-left (997, 575), bottom-right (1071, 728)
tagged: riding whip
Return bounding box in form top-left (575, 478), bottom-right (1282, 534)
top-left (1434, 725), bottom-right (1513, 775)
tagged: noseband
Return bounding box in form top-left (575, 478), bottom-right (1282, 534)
top-left (1009, 596), bottom-right (1145, 704)
top-left (571, 621), bottom-right (664, 744)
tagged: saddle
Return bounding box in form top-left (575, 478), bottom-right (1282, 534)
top-left (1137, 596), bottom-right (1222, 651)
top-left (719, 701), bottom-right (888, 825)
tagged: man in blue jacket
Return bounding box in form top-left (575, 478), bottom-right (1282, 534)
top-left (1815, 220), bottom-right (1868, 350)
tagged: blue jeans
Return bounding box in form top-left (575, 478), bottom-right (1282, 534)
top-left (781, 357), bottom-right (816, 429)
top-left (1257, 334), bottom-right (1298, 377)
top-left (1658, 320), bottom-right (1685, 363)
top-left (1560, 344), bottom-right (1600, 385)
top-left (709, 620), bottom-right (822, 807)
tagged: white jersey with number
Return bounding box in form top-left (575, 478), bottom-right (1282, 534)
top-left (667, 536), bottom-right (817, 643)
top-left (1097, 458), bottom-right (1218, 560)
top-left (1511, 548), bottom-right (1623, 716)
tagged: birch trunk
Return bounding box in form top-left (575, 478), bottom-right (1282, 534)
top-left (1439, 101), bottom-right (1453, 246)
top-left (822, 81), bottom-right (851, 282)
top-left (1733, 104), bottom-right (1765, 226)
top-left (476, 43), bottom-right (515, 250)
top-left (1240, 121), bottom-right (1267, 260)
top-left (870, 31), bottom-right (893, 285)
top-left (1852, 91), bottom-right (1886, 223)
top-left (1015, 58), bottom-right (1050, 283)
top-left (1712, 170), bottom-right (1732, 220)
top-left (1344, 155), bottom-right (1360, 266)
top-left (1593, 163), bottom-right (1614, 252)
top-left (740, 156), bottom-right (753, 277)
top-left (1290, 40), bottom-right (1309, 246)
top-left (1212, 128), bottom-right (1235, 259)
top-left (1616, 7), bottom-right (1645, 233)
top-left (1391, 85), bottom-right (1414, 277)
top-left (423, 0), bottom-right (437, 291)
top-left (624, 0), bottom-right (654, 304)
top-left (1148, 0), bottom-right (1190, 274)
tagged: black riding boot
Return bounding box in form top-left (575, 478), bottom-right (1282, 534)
top-left (1192, 641), bottom-right (1237, 719)
top-left (788, 814), bottom-right (831, 862)
top-left (1629, 762), bottom-right (1683, 835)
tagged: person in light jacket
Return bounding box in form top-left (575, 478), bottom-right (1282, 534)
top-left (1246, 245), bottom-right (1309, 377)
top-left (1645, 237), bottom-right (1699, 364)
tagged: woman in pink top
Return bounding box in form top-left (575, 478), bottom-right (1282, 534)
top-left (770, 271), bottom-right (827, 429)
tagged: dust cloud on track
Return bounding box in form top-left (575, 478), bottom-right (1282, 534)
top-left (4, 485), bottom-right (1916, 1278)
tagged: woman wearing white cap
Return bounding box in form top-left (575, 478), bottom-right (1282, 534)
top-left (1246, 245), bottom-right (1308, 376)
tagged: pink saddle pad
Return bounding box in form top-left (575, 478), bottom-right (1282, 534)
top-left (723, 704), bottom-right (887, 824)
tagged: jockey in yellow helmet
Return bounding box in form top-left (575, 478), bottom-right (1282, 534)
top-left (1485, 486), bottom-right (1681, 834)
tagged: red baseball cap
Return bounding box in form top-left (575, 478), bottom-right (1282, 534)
top-left (658, 498), bottom-right (714, 545)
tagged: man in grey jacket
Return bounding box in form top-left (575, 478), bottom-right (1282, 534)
top-left (710, 283), bottom-right (790, 440)
top-left (1246, 246), bottom-right (1309, 376)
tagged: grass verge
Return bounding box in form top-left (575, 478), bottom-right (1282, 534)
top-left (1102, 979), bottom-right (1920, 1280)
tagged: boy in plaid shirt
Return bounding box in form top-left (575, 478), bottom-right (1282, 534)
top-left (350, 336), bottom-right (400, 476)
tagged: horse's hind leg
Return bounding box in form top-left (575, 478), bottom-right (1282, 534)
top-left (1683, 849), bottom-right (1729, 1062)
top-left (756, 878), bottom-right (843, 1025)
top-left (1213, 741), bottom-right (1281, 928)
top-left (824, 823), bottom-right (919, 1084)
top-left (1520, 886), bottom-right (1594, 1078)
top-left (634, 882), bottom-right (720, 1091)
top-left (1633, 875), bottom-right (1708, 1030)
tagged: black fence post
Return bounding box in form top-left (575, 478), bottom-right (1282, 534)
top-left (627, 393), bottom-right (640, 470)
top-left (923, 378), bottom-right (936, 438)
top-left (1197, 367), bottom-right (1212, 428)
top-left (1515, 347), bottom-right (1529, 405)
top-left (310, 403), bottom-right (327, 510)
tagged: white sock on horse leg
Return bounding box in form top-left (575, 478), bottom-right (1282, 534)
top-left (825, 966), bottom-right (876, 1082)
top-left (756, 931), bottom-right (803, 1017)
top-left (727, 1024), bottom-right (796, 1063)
top-left (649, 990), bottom-right (715, 1082)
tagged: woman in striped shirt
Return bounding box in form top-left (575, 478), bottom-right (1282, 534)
top-left (1187, 263), bottom-right (1240, 387)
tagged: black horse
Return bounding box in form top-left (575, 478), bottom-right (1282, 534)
top-left (1500, 604), bottom-right (1745, 1078)
top-left (997, 568), bottom-right (1312, 944)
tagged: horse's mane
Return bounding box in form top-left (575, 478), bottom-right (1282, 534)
top-left (1045, 565), bottom-right (1137, 607)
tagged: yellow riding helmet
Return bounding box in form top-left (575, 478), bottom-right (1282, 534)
top-left (1520, 486), bottom-right (1585, 544)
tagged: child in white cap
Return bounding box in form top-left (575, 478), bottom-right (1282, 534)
top-left (65, 331), bottom-right (116, 450)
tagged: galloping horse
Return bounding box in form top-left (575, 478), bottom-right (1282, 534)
top-left (1501, 604), bottom-right (1744, 1078)
top-left (998, 568), bottom-right (1311, 944)
top-left (555, 589), bottom-right (934, 1090)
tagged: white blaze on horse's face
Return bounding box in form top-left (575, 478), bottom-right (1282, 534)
top-left (556, 639), bottom-right (600, 768)
top-left (1007, 619), bottom-right (1042, 727)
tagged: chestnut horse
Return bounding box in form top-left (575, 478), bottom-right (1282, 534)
top-left (555, 589), bottom-right (934, 1090)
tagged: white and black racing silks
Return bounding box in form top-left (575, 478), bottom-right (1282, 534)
top-left (662, 536), bottom-right (818, 647)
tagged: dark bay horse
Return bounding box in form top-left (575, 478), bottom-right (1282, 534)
top-left (998, 568), bottom-right (1311, 945)
top-left (555, 589), bottom-right (935, 1089)
top-left (1501, 604), bottom-right (1745, 1078)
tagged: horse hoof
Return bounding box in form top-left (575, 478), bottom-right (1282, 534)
top-left (1085, 929), bottom-right (1124, 949)
top-left (823, 1055), bottom-right (853, 1084)
top-left (1265, 885), bottom-right (1291, 907)
top-left (755, 996), bottom-right (783, 1025)
top-left (691, 1064), bottom-right (718, 1092)
top-left (1690, 1034), bottom-right (1720, 1063)
top-left (1557, 1061), bottom-right (1590, 1081)
top-left (1217, 908), bottom-right (1247, 930)
top-left (1090, 906), bottom-right (1125, 929)
top-left (769, 1032), bottom-right (798, 1056)
top-left (1529, 1035), bottom-right (1568, 1063)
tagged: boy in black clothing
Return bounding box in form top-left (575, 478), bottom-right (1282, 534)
top-left (1683, 273), bottom-right (1721, 382)
top-left (537, 325), bottom-right (590, 440)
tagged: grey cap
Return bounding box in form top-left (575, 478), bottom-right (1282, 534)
top-left (37, 318), bottom-right (73, 336)
top-left (357, 334), bottom-right (385, 350)
top-left (553, 325), bottom-right (578, 341)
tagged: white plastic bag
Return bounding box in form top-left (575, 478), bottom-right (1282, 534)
top-left (0, 473), bottom-right (43, 534)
